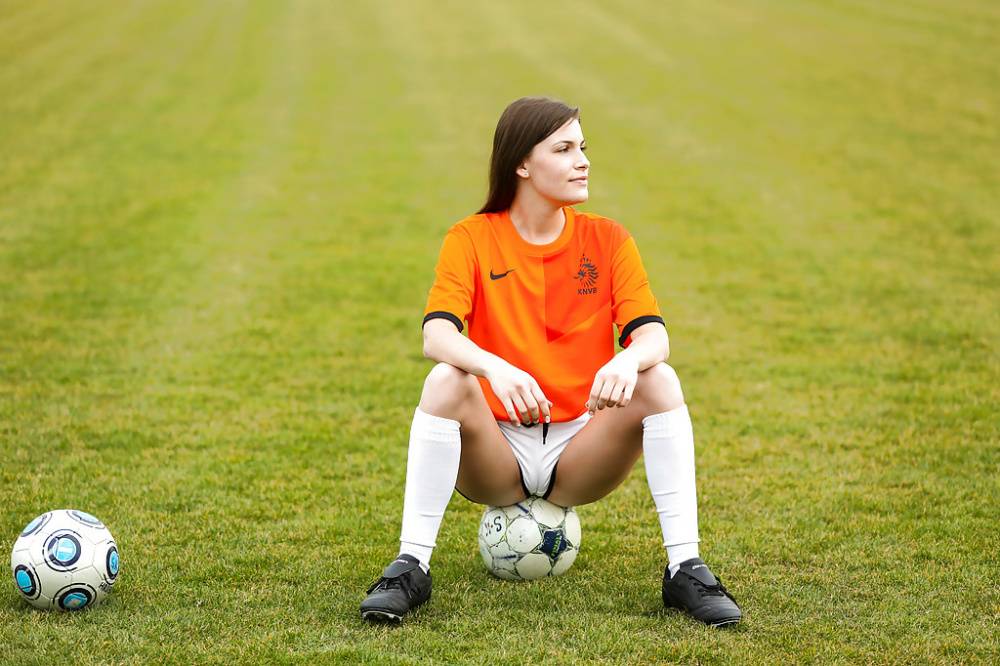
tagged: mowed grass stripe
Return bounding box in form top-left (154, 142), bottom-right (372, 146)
top-left (0, 5), bottom-right (259, 439)
top-left (0, 4), bottom-right (256, 401)
top-left (120, 0), bottom-right (355, 406)
top-left (0, 0), bottom-right (96, 63)
top-left (2, 0), bottom-right (329, 442)
top-left (753, 0), bottom-right (1000, 202)
top-left (584, 0), bottom-right (999, 249)
top-left (0, 3), bottom-right (330, 657)
top-left (0, 2), bottom-right (286, 331)
top-left (0, 5), bottom-right (232, 216)
top-left (0, 1), bottom-right (202, 176)
top-left (0, 0), bottom-right (308, 558)
top-left (0, 2), bottom-right (136, 80)
top-left (0, 0), bottom-right (42, 30)
top-left (824, 0), bottom-right (1000, 50)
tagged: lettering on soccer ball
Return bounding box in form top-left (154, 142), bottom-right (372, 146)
top-left (539, 529), bottom-right (569, 561)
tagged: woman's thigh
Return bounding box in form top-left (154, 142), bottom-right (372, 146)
top-left (544, 402), bottom-right (646, 507)
top-left (419, 364), bottom-right (527, 506)
top-left (543, 362), bottom-right (685, 507)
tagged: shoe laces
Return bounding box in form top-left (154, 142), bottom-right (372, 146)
top-left (689, 574), bottom-right (733, 600)
top-left (367, 572), bottom-right (416, 598)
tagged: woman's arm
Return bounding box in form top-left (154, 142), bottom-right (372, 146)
top-left (422, 318), bottom-right (503, 378)
top-left (423, 319), bottom-right (552, 426)
top-left (618, 321), bottom-right (670, 372)
top-left (585, 321), bottom-right (669, 414)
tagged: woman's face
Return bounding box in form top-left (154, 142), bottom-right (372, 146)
top-left (517, 118), bottom-right (589, 206)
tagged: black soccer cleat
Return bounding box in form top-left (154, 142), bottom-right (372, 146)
top-left (360, 554), bottom-right (432, 623)
top-left (662, 557), bottom-right (742, 628)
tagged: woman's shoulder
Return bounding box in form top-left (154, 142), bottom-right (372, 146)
top-left (573, 208), bottom-right (632, 240)
top-left (445, 211), bottom-right (494, 237)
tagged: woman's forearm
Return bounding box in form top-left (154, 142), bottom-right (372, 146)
top-left (619, 323), bottom-right (670, 372)
top-left (422, 319), bottom-right (501, 378)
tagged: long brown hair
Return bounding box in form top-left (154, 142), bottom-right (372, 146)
top-left (477, 96), bottom-right (580, 214)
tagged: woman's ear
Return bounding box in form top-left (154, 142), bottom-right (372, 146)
top-left (516, 164), bottom-right (529, 178)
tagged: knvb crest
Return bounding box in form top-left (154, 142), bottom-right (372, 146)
top-left (575, 254), bottom-right (599, 295)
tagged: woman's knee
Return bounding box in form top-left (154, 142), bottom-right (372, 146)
top-left (636, 362), bottom-right (685, 412)
top-left (420, 363), bottom-right (477, 414)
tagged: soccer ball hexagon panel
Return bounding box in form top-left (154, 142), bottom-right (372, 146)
top-left (478, 497), bottom-right (580, 581)
top-left (10, 510), bottom-right (120, 611)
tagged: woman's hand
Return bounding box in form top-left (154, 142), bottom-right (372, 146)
top-left (586, 350), bottom-right (639, 415)
top-left (483, 357), bottom-right (552, 426)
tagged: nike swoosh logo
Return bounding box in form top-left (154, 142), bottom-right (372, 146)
top-left (490, 268), bottom-right (515, 280)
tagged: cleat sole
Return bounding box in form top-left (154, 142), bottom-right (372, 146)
top-left (361, 609), bottom-right (403, 623)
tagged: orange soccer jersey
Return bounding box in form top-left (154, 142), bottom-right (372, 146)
top-left (422, 206), bottom-right (664, 423)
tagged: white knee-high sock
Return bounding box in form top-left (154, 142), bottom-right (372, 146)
top-left (398, 407), bottom-right (461, 572)
top-left (642, 404), bottom-right (701, 577)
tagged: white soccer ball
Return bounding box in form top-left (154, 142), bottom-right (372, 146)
top-left (478, 496), bottom-right (581, 581)
top-left (10, 510), bottom-right (120, 611)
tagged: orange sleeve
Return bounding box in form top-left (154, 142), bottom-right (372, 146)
top-left (611, 234), bottom-right (665, 348)
top-left (423, 225), bottom-right (477, 332)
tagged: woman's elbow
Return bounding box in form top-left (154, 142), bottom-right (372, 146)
top-left (422, 323), bottom-right (443, 359)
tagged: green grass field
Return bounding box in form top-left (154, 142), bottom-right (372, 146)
top-left (1, 1), bottom-right (998, 663)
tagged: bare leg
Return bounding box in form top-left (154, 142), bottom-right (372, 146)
top-left (546, 363), bottom-right (685, 507)
top-left (419, 363), bottom-right (526, 506)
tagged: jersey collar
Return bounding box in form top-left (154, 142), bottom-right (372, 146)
top-left (498, 206), bottom-right (576, 256)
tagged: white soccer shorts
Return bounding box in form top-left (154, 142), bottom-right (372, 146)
top-left (497, 411), bottom-right (591, 498)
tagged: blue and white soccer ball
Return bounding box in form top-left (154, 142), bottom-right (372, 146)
top-left (478, 496), bottom-right (581, 581)
top-left (10, 510), bottom-right (120, 611)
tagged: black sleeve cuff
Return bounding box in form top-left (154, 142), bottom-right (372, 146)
top-left (423, 311), bottom-right (464, 333)
top-left (618, 315), bottom-right (665, 347)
